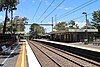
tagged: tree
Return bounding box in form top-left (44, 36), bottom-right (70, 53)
top-left (91, 10), bottom-right (100, 38)
top-left (0, 16), bottom-right (26, 33)
top-left (30, 23), bottom-right (45, 38)
top-left (69, 20), bottom-right (75, 26)
top-left (92, 10), bottom-right (100, 23)
top-left (68, 20), bottom-right (79, 29)
top-left (13, 16), bottom-right (26, 32)
top-left (54, 22), bottom-right (68, 31)
top-left (0, 0), bottom-right (19, 34)
top-left (91, 10), bottom-right (100, 32)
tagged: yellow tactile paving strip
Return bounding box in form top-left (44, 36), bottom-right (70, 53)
top-left (16, 42), bottom-right (27, 67)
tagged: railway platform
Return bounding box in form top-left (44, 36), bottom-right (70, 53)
top-left (0, 40), bottom-right (41, 67)
top-left (0, 39), bottom-right (100, 67)
top-left (33, 39), bottom-right (100, 62)
top-left (34, 39), bottom-right (100, 52)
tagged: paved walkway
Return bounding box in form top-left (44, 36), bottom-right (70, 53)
top-left (16, 40), bottom-right (41, 67)
top-left (25, 40), bottom-right (41, 67)
top-left (16, 42), bottom-right (27, 67)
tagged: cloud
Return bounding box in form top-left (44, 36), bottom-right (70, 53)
top-left (44, 0), bottom-right (48, 3)
top-left (32, 0), bottom-right (35, 3)
top-left (58, 5), bottom-right (71, 11)
top-left (21, 0), bottom-right (26, 2)
top-left (44, 0), bottom-right (49, 5)
top-left (58, 5), bottom-right (65, 9)
top-left (64, 7), bottom-right (71, 11)
top-left (64, 8), bottom-right (68, 10)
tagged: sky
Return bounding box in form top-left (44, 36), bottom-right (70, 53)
top-left (0, 0), bottom-right (100, 33)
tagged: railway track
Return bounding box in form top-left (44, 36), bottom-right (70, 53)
top-left (29, 41), bottom-right (100, 67)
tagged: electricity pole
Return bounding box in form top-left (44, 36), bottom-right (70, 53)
top-left (52, 17), bottom-right (53, 32)
top-left (82, 12), bottom-right (88, 44)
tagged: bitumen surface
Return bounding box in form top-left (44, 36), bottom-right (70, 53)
top-left (0, 45), bottom-right (19, 67)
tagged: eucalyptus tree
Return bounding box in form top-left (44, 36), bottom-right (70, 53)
top-left (91, 10), bottom-right (100, 38)
top-left (0, 0), bottom-right (19, 34)
top-left (54, 22), bottom-right (68, 31)
top-left (68, 20), bottom-right (79, 29)
top-left (30, 23), bottom-right (45, 38)
top-left (92, 10), bottom-right (100, 32)
top-left (12, 16), bottom-right (27, 32)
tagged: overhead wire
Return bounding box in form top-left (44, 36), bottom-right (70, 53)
top-left (59, 0), bottom-right (93, 17)
top-left (57, 0), bottom-right (98, 20)
top-left (36, 0), bottom-right (55, 22)
top-left (33, 0), bottom-right (42, 21)
top-left (46, 13), bottom-right (92, 24)
top-left (40, 0), bottom-right (65, 23)
top-left (72, 13), bottom-right (92, 20)
top-left (47, 13), bottom-right (92, 25)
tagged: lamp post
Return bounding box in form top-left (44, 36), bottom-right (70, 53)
top-left (82, 12), bottom-right (88, 44)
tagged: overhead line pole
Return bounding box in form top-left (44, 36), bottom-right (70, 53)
top-left (55, 15), bottom-right (57, 24)
top-left (52, 17), bottom-right (53, 32)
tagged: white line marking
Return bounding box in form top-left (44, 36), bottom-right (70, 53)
top-left (25, 40), bottom-right (41, 67)
top-left (1, 45), bottom-right (19, 65)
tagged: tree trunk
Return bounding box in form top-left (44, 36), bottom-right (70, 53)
top-left (3, 7), bottom-right (8, 34)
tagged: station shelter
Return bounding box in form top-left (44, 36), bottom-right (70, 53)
top-left (49, 29), bottom-right (98, 43)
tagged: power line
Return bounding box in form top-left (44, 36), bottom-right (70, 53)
top-left (59, 0), bottom-right (93, 17)
top-left (40, 0), bottom-right (65, 23)
top-left (47, 13), bottom-right (92, 25)
top-left (72, 13), bottom-right (92, 20)
top-left (58, 0), bottom-right (98, 20)
top-left (33, 0), bottom-right (42, 21)
top-left (36, 0), bottom-right (55, 22)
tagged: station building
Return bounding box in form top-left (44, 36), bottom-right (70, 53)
top-left (49, 29), bottom-right (98, 43)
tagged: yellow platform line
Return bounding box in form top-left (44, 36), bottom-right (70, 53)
top-left (21, 43), bottom-right (25, 67)
top-left (16, 42), bottom-right (26, 67)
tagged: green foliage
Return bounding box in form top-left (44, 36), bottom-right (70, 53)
top-left (30, 23), bottom-right (45, 37)
top-left (69, 20), bottom-right (75, 25)
top-left (54, 21), bottom-right (79, 31)
top-left (68, 20), bottom-right (79, 29)
top-left (0, 0), bottom-right (18, 11)
top-left (0, 0), bottom-right (19, 33)
top-left (13, 16), bottom-right (26, 32)
top-left (0, 16), bottom-right (26, 32)
top-left (54, 22), bottom-right (68, 31)
top-left (92, 10), bottom-right (100, 23)
top-left (91, 10), bottom-right (100, 38)
top-left (92, 10), bottom-right (100, 33)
